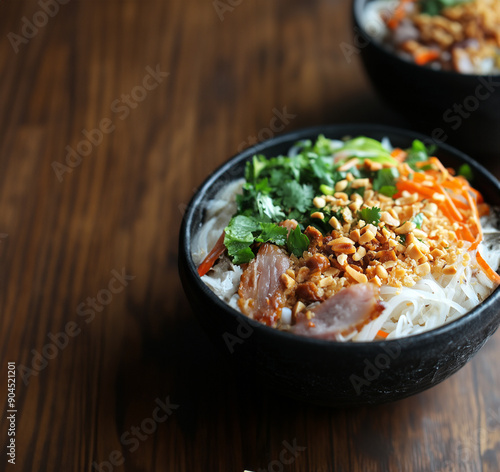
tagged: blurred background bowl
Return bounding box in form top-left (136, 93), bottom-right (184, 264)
top-left (352, 0), bottom-right (500, 160)
top-left (178, 124), bottom-right (500, 407)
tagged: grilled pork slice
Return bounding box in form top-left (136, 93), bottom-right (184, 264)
top-left (238, 243), bottom-right (290, 326)
top-left (292, 283), bottom-right (384, 340)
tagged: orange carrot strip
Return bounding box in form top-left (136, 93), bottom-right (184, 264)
top-left (442, 180), bottom-right (463, 191)
top-left (396, 180), bottom-right (435, 199)
top-left (434, 184), bottom-right (463, 221)
top-left (415, 50), bottom-right (440, 65)
top-left (462, 189), bottom-right (482, 249)
top-left (458, 224), bottom-right (475, 243)
top-left (415, 159), bottom-right (433, 169)
top-left (387, 0), bottom-right (416, 29)
top-left (197, 232), bottom-right (226, 277)
top-left (412, 172), bottom-right (428, 183)
top-left (476, 252), bottom-right (500, 284)
top-left (430, 157), bottom-right (449, 178)
top-left (450, 197), bottom-right (469, 210)
top-left (377, 330), bottom-right (389, 339)
top-left (391, 148), bottom-right (407, 162)
top-left (469, 237), bottom-right (481, 252)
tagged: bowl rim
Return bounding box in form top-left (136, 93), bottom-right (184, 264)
top-left (352, 0), bottom-right (500, 79)
top-left (180, 123), bottom-right (500, 350)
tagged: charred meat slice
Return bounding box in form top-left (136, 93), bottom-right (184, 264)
top-left (238, 243), bottom-right (290, 326)
top-left (292, 283), bottom-right (384, 340)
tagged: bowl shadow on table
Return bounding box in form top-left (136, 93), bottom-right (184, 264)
top-left (129, 298), bottom-right (485, 471)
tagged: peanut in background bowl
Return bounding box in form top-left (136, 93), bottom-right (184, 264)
top-left (178, 124), bottom-right (500, 406)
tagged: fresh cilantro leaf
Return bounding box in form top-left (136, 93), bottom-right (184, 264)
top-left (313, 134), bottom-right (336, 156)
top-left (255, 178), bottom-right (272, 194)
top-left (256, 223), bottom-right (288, 245)
top-left (256, 194), bottom-right (285, 222)
top-left (379, 185), bottom-right (397, 197)
top-left (373, 167), bottom-right (399, 192)
top-left (405, 140), bottom-right (433, 170)
top-left (419, 0), bottom-right (472, 15)
top-left (244, 155), bottom-right (268, 182)
top-left (309, 155), bottom-right (334, 187)
top-left (224, 216), bottom-right (290, 264)
top-left (458, 163), bottom-right (473, 181)
top-left (269, 169), bottom-right (285, 187)
top-left (278, 181), bottom-right (314, 212)
top-left (225, 215), bottom-right (260, 240)
top-left (352, 186), bottom-right (365, 197)
top-left (358, 207), bottom-right (382, 225)
top-left (413, 213), bottom-right (424, 229)
top-left (399, 234), bottom-right (407, 245)
top-left (287, 226), bottom-right (309, 257)
top-left (226, 243), bottom-right (255, 265)
top-left (224, 215), bottom-right (260, 264)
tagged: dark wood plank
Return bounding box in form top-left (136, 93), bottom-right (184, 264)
top-left (0, 0), bottom-right (499, 470)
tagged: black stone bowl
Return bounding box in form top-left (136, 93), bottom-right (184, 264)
top-left (178, 124), bottom-right (500, 407)
top-left (352, 0), bottom-right (500, 160)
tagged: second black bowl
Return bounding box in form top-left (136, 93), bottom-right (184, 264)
top-left (352, 0), bottom-right (500, 159)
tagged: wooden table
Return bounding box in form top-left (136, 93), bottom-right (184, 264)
top-left (1, 0), bottom-right (500, 470)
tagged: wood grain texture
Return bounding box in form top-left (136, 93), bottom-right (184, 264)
top-left (0, 0), bottom-right (499, 471)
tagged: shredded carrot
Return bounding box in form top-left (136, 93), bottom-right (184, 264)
top-left (377, 330), bottom-right (389, 339)
top-left (197, 232), bottom-right (226, 277)
top-left (434, 184), bottom-right (463, 221)
top-left (415, 50), bottom-right (440, 65)
top-left (462, 189), bottom-right (482, 250)
top-left (476, 252), bottom-right (500, 284)
top-left (387, 0), bottom-right (414, 29)
top-left (450, 196), bottom-right (469, 210)
top-left (430, 157), bottom-right (451, 180)
top-left (412, 172), bottom-right (428, 183)
top-left (391, 148), bottom-right (407, 162)
top-left (395, 159), bottom-right (498, 285)
top-left (396, 180), bottom-right (435, 199)
top-left (458, 223), bottom-right (475, 243)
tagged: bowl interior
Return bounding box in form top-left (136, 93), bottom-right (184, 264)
top-left (184, 123), bottom-right (500, 343)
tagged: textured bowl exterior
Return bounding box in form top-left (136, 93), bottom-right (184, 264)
top-left (178, 124), bottom-right (500, 406)
top-left (352, 0), bottom-right (500, 158)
